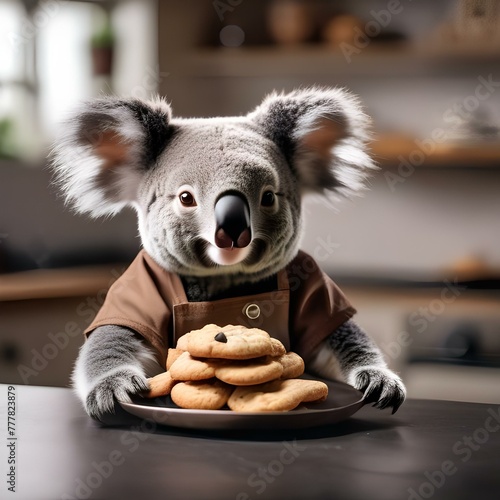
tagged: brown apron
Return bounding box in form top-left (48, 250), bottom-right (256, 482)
top-left (85, 250), bottom-right (356, 367)
top-left (171, 270), bottom-right (290, 351)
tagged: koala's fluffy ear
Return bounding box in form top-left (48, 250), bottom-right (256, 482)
top-left (51, 97), bottom-right (172, 216)
top-left (249, 88), bottom-right (376, 196)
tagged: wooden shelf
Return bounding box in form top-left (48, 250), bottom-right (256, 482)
top-left (371, 134), bottom-right (500, 168)
top-left (0, 264), bottom-right (127, 302)
top-left (177, 44), bottom-right (500, 78)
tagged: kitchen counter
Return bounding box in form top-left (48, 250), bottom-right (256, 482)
top-left (1, 384), bottom-right (499, 500)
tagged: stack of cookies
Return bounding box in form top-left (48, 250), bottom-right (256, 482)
top-left (145, 324), bottom-right (328, 412)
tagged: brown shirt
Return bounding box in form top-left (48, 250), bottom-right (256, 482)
top-left (85, 250), bottom-right (356, 367)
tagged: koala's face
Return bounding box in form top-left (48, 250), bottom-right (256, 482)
top-left (137, 121), bottom-right (301, 279)
top-left (52, 89), bottom-right (374, 281)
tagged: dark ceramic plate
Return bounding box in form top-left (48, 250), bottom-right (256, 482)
top-left (119, 377), bottom-right (365, 430)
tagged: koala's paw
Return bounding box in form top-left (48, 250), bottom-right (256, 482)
top-left (348, 366), bottom-right (406, 414)
top-left (85, 368), bottom-right (149, 420)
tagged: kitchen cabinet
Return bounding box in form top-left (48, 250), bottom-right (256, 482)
top-left (2, 0), bottom-right (499, 405)
top-left (342, 280), bottom-right (500, 404)
top-left (0, 263), bottom-right (127, 387)
top-left (158, 0), bottom-right (500, 168)
top-left (2, 264), bottom-right (498, 405)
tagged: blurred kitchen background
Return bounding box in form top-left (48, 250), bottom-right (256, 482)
top-left (1, 0), bottom-right (499, 403)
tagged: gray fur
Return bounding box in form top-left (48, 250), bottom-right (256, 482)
top-left (309, 320), bottom-right (406, 413)
top-left (52, 88), bottom-right (405, 420)
top-left (72, 325), bottom-right (162, 420)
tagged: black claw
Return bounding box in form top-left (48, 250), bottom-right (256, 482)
top-left (354, 368), bottom-right (406, 413)
top-left (131, 375), bottom-right (149, 393)
top-left (363, 383), bottom-right (384, 403)
top-left (390, 394), bottom-right (405, 414)
top-left (84, 371), bottom-right (149, 421)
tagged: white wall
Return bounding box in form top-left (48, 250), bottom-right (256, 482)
top-left (301, 167), bottom-right (500, 276)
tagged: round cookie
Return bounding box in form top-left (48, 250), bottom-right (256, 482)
top-left (227, 379), bottom-right (329, 412)
top-left (166, 348), bottom-right (185, 370)
top-left (215, 357), bottom-right (284, 386)
top-left (270, 337), bottom-right (287, 357)
top-left (176, 324), bottom-right (283, 360)
top-left (278, 352), bottom-right (305, 379)
top-left (145, 371), bottom-right (176, 398)
top-left (169, 352), bottom-right (285, 385)
top-left (171, 379), bottom-right (234, 410)
top-left (169, 351), bottom-right (217, 381)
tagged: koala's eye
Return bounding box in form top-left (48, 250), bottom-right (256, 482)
top-left (179, 191), bottom-right (197, 207)
top-left (261, 191), bottom-right (275, 207)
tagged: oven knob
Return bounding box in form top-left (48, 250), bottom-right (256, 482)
top-left (442, 325), bottom-right (480, 359)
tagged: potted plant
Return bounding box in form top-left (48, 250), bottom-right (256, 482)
top-left (0, 117), bottom-right (17, 160)
top-left (91, 15), bottom-right (115, 76)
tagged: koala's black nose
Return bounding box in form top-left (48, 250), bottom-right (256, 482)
top-left (214, 193), bottom-right (251, 249)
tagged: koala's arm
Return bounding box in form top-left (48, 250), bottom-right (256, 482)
top-left (73, 325), bottom-right (163, 421)
top-left (308, 319), bottom-right (406, 413)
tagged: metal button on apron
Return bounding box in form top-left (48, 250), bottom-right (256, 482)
top-left (244, 303), bottom-right (261, 320)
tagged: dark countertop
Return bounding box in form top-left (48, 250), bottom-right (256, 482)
top-left (1, 383), bottom-right (499, 500)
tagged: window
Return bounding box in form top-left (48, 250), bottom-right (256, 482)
top-left (0, 0), bottom-right (157, 162)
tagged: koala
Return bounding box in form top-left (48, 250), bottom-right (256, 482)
top-left (52, 88), bottom-right (406, 421)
